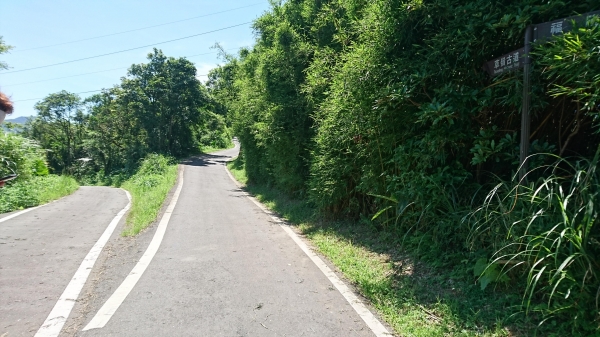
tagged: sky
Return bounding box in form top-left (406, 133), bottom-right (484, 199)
top-left (0, 0), bottom-right (272, 118)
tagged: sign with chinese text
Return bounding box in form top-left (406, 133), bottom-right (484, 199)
top-left (483, 10), bottom-right (600, 77)
top-left (483, 47), bottom-right (525, 77)
top-left (534, 10), bottom-right (600, 42)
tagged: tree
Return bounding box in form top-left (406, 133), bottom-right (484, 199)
top-left (84, 88), bottom-right (146, 173)
top-left (23, 50), bottom-right (229, 176)
top-left (0, 36), bottom-right (13, 70)
top-left (120, 49), bottom-right (208, 157)
top-left (27, 91), bottom-right (85, 172)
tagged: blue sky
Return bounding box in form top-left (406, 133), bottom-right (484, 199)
top-left (0, 0), bottom-right (271, 118)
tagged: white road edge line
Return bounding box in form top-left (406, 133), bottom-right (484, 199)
top-left (0, 186), bottom-right (86, 224)
top-left (0, 205), bottom-right (44, 224)
top-left (223, 161), bottom-right (392, 337)
top-left (34, 189), bottom-right (132, 337)
top-left (83, 165), bottom-right (185, 331)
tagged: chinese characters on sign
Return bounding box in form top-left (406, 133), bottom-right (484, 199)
top-left (483, 10), bottom-right (600, 77)
top-left (483, 48), bottom-right (525, 77)
top-left (550, 21), bottom-right (563, 34)
top-left (480, 9), bottom-right (600, 180)
top-left (534, 10), bottom-right (600, 42)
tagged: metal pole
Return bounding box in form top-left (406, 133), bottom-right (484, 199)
top-left (519, 25), bottom-right (534, 182)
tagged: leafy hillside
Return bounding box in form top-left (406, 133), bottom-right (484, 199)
top-left (20, 49), bottom-right (231, 179)
top-left (210, 1), bottom-right (600, 335)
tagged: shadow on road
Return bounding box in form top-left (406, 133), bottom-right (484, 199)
top-left (235, 178), bottom-right (526, 335)
top-left (180, 154), bottom-right (231, 167)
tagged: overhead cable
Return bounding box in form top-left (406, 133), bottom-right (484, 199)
top-left (1, 22), bottom-right (251, 74)
top-left (3, 67), bottom-right (126, 87)
top-left (1, 48), bottom-right (240, 87)
top-left (13, 3), bottom-right (263, 52)
top-left (13, 89), bottom-right (104, 102)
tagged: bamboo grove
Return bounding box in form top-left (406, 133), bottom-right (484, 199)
top-left (209, 0), bottom-right (600, 333)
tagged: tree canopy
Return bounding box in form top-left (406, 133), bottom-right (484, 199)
top-left (24, 49), bottom-right (231, 176)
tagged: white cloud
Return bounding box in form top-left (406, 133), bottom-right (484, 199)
top-left (194, 63), bottom-right (218, 83)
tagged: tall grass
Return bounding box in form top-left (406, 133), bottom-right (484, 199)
top-left (120, 154), bottom-right (178, 236)
top-left (0, 175), bottom-right (79, 213)
top-left (468, 149), bottom-right (600, 334)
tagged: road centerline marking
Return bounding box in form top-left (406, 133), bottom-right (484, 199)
top-left (34, 189), bottom-right (132, 337)
top-left (82, 165), bottom-right (184, 331)
top-left (223, 161), bottom-right (392, 337)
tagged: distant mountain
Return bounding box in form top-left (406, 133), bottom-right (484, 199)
top-left (5, 116), bottom-right (31, 125)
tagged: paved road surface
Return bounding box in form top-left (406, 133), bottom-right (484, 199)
top-left (1, 187), bottom-right (129, 336)
top-left (2, 144), bottom-right (388, 336)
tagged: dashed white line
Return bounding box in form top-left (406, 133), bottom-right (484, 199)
top-left (83, 165), bottom-right (184, 331)
top-left (223, 161), bottom-right (392, 337)
top-left (35, 189), bottom-right (132, 337)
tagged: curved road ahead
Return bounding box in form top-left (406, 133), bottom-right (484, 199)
top-left (1, 144), bottom-right (390, 337)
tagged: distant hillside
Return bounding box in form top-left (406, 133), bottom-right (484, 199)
top-left (5, 116), bottom-right (31, 125)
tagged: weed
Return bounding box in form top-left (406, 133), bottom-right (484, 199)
top-left (0, 175), bottom-right (78, 213)
top-left (468, 149), bottom-right (600, 334)
top-left (120, 154), bottom-right (178, 236)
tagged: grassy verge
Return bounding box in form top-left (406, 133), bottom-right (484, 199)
top-left (0, 175), bottom-right (79, 213)
top-left (120, 155), bottom-right (178, 236)
top-left (199, 141), bottom-right (235, 154)
top-left (227, 157), bottom-right (535, 336)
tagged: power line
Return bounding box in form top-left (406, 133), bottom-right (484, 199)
top-left (3, 48), bottom-right (230, 87)
top-left (13, 89), bottom-right (104, 102)
top-left (13, 3), bottom-right (264, 53)
top-left (4, 69), bottom-right (208, 87)
top-left (11, 58), bottom-right (232, 102)
top-left (3, 67), bottom-right (125, 87)
top-left (12, 67), bottom-right (216, 101)
top-left (1, 48), bottom-right (243, 87)
top-left (1, 22), bottom-right (252, 74)
top-left (11, 70), bottom-right (213, 102)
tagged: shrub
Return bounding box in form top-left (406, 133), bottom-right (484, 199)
top-left (468, 149), bottom-right (600, 333)
top-left (0, 175), bottom-right (78, 213)
top-left (136, 153), bottom-right (173, 176)
top-left (0, 132), bottom-right (49, 180)
top-left (120, 153), bottom-right (178, 235)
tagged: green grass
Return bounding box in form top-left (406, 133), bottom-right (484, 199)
top-left (199, 141), bottom-right (235, 154)
top-left (227, 157), bottom-right (536, 336)
top-left (468, 151), bottom-right (600, 335)
top-left (0, 175), bottom-right (79, 213)
top-left (37, 175), bottom-right (79, 203)
top-left (227, 156), bottom-right (248, 185)
top-left (120, 163), bottom-right (178, 236)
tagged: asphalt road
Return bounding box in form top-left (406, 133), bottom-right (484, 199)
top-left (0, 187), bottom-right (129, 337)
top-left (2, 144), bottom-right (388, 337)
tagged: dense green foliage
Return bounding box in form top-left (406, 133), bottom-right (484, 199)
top-left (0, 132), bottom-right (48, 180)
top-left (0, 131), bottom-right (77, 213)
top-left (469, 150), bottom-right (600, 333)
top-left (0, 175), bottom-right (78, 213)
top-left (24, 49), bottom-right (232, 178)
top-left (121, 153), bottom-right (178, 236)
top-left (29, 91), bottom-right (86, 172)
top-left (212, 0), bottom-right (600, 334)
top-left (3, 49), bottom-right (230, 218)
